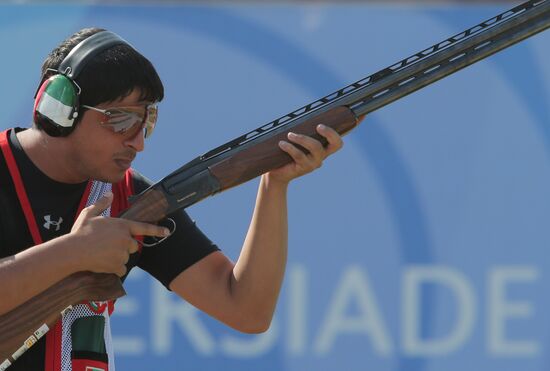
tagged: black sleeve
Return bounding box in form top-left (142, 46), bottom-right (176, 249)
top-left (131, 170), bottom-right (220, 289)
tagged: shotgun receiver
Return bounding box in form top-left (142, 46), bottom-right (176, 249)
top-left (1, 0), bottom-right (548, 367)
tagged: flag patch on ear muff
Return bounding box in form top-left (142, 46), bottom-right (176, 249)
top-left (34, 75), bottom-right (77, 128)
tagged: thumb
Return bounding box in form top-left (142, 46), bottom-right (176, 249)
top-left (83, 192), bottom-right (114, 217)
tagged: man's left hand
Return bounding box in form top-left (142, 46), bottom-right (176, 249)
top-left (267, 124), bottom-right (344, 185)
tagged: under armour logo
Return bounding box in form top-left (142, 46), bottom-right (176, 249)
top-left (43, 215), bottom-right (63, 231)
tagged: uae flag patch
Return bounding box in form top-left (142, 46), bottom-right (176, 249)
top-left (34, 74), bottom-right (76, 127)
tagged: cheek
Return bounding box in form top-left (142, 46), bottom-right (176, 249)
top-left (74, 121), bottom-right (115, 154)
top-left (71, 143), bottom-right (125, 183)
top-left (71, 118), bottom-right (128, 177)
top-left (71, 143), bottom-right (103, 175)
top-left (71, 132), bottom-right (115, 168)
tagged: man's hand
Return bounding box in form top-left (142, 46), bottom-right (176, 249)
top-left (70, 192), bottom-right (169, 277)
top-left (267, 124), bottom-right (344, 185)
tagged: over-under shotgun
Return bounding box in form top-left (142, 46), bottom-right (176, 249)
top-left (1, 0), bottom-right (548, 368)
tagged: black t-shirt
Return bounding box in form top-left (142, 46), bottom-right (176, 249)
top-left (0, 128), bottom-right (219, 370)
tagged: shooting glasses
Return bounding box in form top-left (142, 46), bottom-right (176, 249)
top-left (82, 103), bottom-right (158, 139)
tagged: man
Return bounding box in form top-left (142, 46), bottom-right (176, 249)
top-left (0, 28), bottom-right (344, 370)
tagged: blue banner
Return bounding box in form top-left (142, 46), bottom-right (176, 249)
top-left (1, 3), bottom-right (549, 371)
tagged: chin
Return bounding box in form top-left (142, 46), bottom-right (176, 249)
top-left (95, 170), bottom-right (126, 184)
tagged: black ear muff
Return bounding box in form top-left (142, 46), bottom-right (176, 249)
top-left (33, 74), bottom-right (80, 137)
top-left (33, 31), bottom-right (130, 137)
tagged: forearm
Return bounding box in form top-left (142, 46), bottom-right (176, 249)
top-left (0, 234), bottom-right (82, 315)
top-left (230, 173), bottom-right (289, 327)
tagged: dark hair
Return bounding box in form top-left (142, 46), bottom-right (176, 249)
top-left (39, 27), bottom-right (164, 111)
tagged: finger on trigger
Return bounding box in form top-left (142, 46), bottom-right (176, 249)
top-left (129, 220), bottom-right (170, 238)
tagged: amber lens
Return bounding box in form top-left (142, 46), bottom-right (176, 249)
top-left (101, 105), bottom-right (158, 138)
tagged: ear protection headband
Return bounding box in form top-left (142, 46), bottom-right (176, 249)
top-left (33, 31), bottom-right (131, 137)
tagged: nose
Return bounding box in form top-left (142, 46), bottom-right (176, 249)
top-left (123, 127), bottom-right (145, 152)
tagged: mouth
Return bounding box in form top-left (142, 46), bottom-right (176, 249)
top-left (114, 157), bottom-right (135, 170)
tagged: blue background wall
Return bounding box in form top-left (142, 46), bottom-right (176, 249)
top-left (1, 3), bottom-right (549, 370)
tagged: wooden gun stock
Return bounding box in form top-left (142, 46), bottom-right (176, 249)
top-left (0, 273), bottom-right (125, 365)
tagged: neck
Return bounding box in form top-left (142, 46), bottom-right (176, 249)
top-left (16, 128), bottom-right (88, 184)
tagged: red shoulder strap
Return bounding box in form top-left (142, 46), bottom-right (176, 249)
top-left (108, 168), bottom-right (136, 316)
top-left (111, 168), bottom-right (134, 216)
